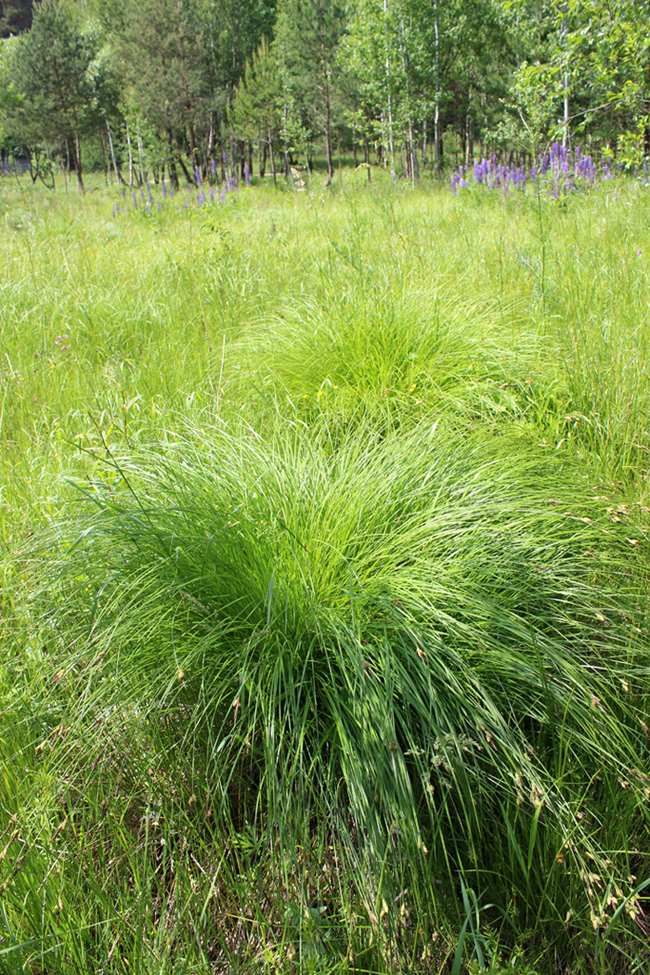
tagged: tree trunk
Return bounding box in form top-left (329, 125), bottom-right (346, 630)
top-left (137, 127), bottom-right (146, 184)
top-left (283, 101), bottom-right (290, 177)
top-left (561, 0), bottom-right (569, 147)
top-left (125, 121), bottom-right (134, 187)
top-left (465, 91), bottom-right (473, 166)
top-left (433, 0), bottom-right (440, 178)
top-left (72, 129), bottom-right (84, 191)
top-left (99, 127), bottom-right (109, 184)
top-left (268, 126), bottom-right (276, 186)
top-left (260, 138), bottom-right (267, 178)
top-left (383, 0), bottom-right (396, 184)
top-left (400, 14), bottom-right (417, 185)
top-left (166, 129), bottom-right (179, 190)
top-left (316, 0), bottom-right (334, 185)
top-left (178, 154), bottom-right (193, 185)
top-left (106, 119), bottom-right (121, 183)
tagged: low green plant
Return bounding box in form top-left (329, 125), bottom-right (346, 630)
top-left (4, 413), bottom-right (646, 971)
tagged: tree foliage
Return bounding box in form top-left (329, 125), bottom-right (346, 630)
top-left (6, 0), bottom-right (101, 187)
top-left (1, 0), bottom-right (649, 186)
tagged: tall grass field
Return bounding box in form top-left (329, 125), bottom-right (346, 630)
top-left (1, 171), bottom-right (649, 974)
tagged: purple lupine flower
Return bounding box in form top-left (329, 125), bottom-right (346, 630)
top-left (211, 158), bottom-right (217, 176)
top-left (121, 187), bottom-right (126, 199)
top-left (161, 181), bottom-right (167, 199)
top-left (222, 150), bottom-right (228, 166)
top-left (209, 185), bottom-right (214, 202)
top-left (220, 186), bottom-right (226, 203)
top-left (140, 186), bottom-right (145, 202)
top-left (244, 163), bottom-right (250, 186)
top-left (530, 165), bottom-right (537, 181)
top-left (227, 177), bottom-right (235, 192)
top-left (195, 165), bottom-right (202, 186)
top-left (132, 189), bottom-right (138, 209)
top-left (450, 174), bottom-right (457, 195)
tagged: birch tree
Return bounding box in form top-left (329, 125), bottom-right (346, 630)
top-left (7, 0), bottom-right (98, 189)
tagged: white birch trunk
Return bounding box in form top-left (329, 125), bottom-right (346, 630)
top-left (384, 0), bottom-right (396, 184)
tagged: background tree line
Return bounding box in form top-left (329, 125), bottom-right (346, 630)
top-left (0, 0), bottom-right (648, 188)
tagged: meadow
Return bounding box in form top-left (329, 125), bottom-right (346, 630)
top-left (1, 169), bottom-right (649, 974)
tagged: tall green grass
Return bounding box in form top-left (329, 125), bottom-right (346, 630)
top-left (1, 175), bottom-right (649, 973)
